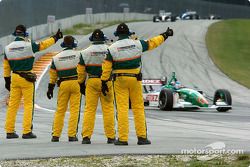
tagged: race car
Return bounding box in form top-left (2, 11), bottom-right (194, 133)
top-left (206, 14), bottom-right (221, 20)
top-left (153, 12), bottom-right (176, 22)
top-left (178, 11), bottom-right (200, 20)
top-left (142, 72), bottom-right (232, 112)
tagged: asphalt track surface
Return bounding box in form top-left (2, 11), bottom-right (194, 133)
top-left (0, 20), bottom-right (250, 160)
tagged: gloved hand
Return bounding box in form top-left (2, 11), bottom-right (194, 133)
top-left (47, 83), bottom-right (55, 99)
top-left (52, 29), bottom-right (63, 42)
top-left (101, 80), bottom-right (109, 96)
top-left (79, 82), bottom-right (86, 95)
top-left (4, 77), bottom-right (11, 91)
top-left (160, 27), bottom-right (174, 40)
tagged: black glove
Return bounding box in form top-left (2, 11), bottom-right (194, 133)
top-left (101, 80), bottom-right (109, 96)
top-left (80, 82), bottom-right (86, 95)
top-left (47, 83), bottom-right (55, 99)
top-left (52, 29), bottom-right (63, 42)
top-left (4, 77), bottom-right (11, 91)
top-left (160, 27), bottom-right (174, 40)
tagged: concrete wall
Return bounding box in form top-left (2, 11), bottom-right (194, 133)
top-left (0, 12), bottom-right (153, 54)
top-left (1, 0), bottom-right (250, 38)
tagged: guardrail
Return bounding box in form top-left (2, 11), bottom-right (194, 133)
top-left (0, 12), bottom-right (153, 54)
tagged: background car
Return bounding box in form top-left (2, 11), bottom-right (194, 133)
top-left (179, 11), bottom-right (200, 20)
top-left (153, 12), bottom-right (176, 22)
top-left (206, 14), bottom-right (221, 20)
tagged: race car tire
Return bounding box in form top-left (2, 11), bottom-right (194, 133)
top-left (144, 101), bottom-right (149, 106)
top-left (195, 14), bottom-right (200, 20)
top-left (159, 89), bottom-right (173, 111)
top-left (170, 16), bottom-right (176, 22)
top-left (153, 16), bottom-right (161, 22)
top-left (153, 16), bottom-right (158, 22)
top-left (213, 89), bottom-right (232, 112)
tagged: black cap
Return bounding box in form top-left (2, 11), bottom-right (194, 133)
top-left (15, 25), bottom-right (26, 33)
top-left (13, 24), bottom-right (27, 36)
top-left (63, 35), bottom-right (74, 47)
top-left (90, 29), bottom-right (105, 41)
top-left (115, 23), bottom-right (130, 36)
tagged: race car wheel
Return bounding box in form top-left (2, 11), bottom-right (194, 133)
top-left (159, 89), bottom-right (173, 111)
top-left (153, 16), bottom-right (159, 22)
top-left (170, 16), bottom-right (176, 22)
top-left (144, 101), bottom-right (149, 106)
top-left (213, 89), bottom-right (232, 112)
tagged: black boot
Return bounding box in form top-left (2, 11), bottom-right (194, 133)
top-left (114, 139), bottom-right (128, 146)
top-left (82, 137), bottom-right (91, 144)
top-left (6, 132), bottom-right (19, 139)
top-left (107, 138), bottom-right (115, 144)
top-left (69, 136), bottom-right (78, 142)
top-left (137, 137), bottom-right (151, 145)
top-left (22, 132), bottom-right (37, 139)
top-left (51, 136), bottom-right (59, 142)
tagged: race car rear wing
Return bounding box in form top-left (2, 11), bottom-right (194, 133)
top-left (142, 79), bottom-right (164, 85)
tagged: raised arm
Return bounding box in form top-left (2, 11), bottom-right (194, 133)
top-left (32, 29), bottom-right (63, 53)
top-left (140, 27), bottom-right (174, 52)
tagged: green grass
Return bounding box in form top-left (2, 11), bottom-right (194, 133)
top-left (206, 19), bottom-right (250, 88)
top-left (64, 20), bottom-right (147, 35)
top-left (0, 154), bottom-right (249, 167)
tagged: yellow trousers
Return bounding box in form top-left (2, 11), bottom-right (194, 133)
top-left (5, 73), bottom-right (35, 134)
top-left (82, 78), bottom-right (115, 139)
top-left (114, 76), bottom-right (147, 142)
top-left (52, 80), bottom-right (81, 137)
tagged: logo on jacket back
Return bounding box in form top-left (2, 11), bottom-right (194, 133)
top-left (117, 45), bottom-right (135, 52)
top-left (59, 55), bottom-right (76, 61)
top-left (9, 47), bottom-right (25, 52)
top-left (90, 51), bottom-right (108, 56)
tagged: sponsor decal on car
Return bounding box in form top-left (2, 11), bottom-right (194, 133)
top-left (142, 79), bottom-right (162, 85)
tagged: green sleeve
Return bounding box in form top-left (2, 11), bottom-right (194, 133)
top-left (105, 50), bottom-right (113, 61)
top-left (79, 53), bottom-right (85, 65)
top-left (140, 40), bottom-right (149, 52)
top-left (51, 60), bottom-right (56, 70)
top-left (31, 41), bottom-right (40, 53)
top-left (4, 53), bottom-right (7, 59)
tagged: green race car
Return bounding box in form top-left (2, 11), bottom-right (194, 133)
top-left (143, 72), bottom-right (232, 112)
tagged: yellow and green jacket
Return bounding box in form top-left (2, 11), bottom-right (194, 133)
top-left (77, 43), bottom-right (109, 84)
top-left (49, 48), bottom-right (80, 84)
top-left (3, 36), bottom-right (56, 77)
top-left (101, 34), bottom-right (165, 81)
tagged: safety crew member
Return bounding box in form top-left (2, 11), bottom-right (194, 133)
top-left (47, 35), bottom-right (81, 142)
top-left (3, 24), bottom-right (62, 139)
top-left (78, 29), bottom-right (115, 144)
top-left (101, 23), bottom-right (173, 145)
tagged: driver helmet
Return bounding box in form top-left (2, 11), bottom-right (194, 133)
top-left (171, 81), bottom-right (175, 86)
top-left (175, 81), bottom-right (181, 89)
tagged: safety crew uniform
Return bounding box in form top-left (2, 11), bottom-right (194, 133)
top-left (3, 36), bottom-right (56, 135)
top-left (49, 48), bottom-right (81, 138)
top-left (78, 43), bottom-right (115, 141)
top-left (101, 34), bottom-right (166, 142)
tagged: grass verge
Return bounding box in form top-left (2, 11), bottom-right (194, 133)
top-left (64, 20), bottom-right (147, 35)
top-left (0, 154), bottom-right (249, 167)
top-left (206, 19), bottom-right (250, 88)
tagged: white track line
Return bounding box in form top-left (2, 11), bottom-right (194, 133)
top-left (34, 64), bottom-right (56, 113)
